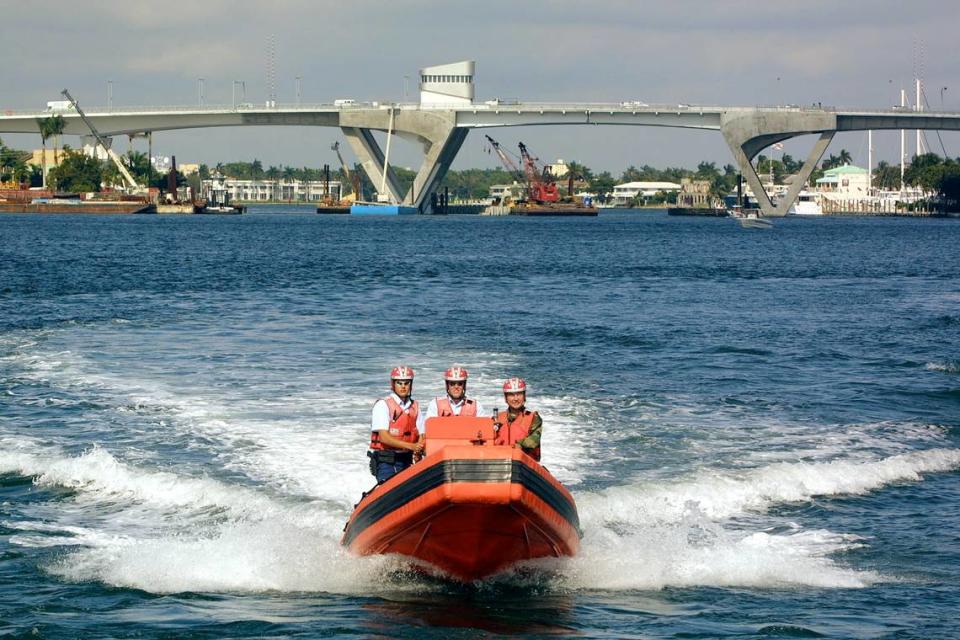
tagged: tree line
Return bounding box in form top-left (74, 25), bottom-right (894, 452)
top-left (4, 131), bottom-right (960, 207)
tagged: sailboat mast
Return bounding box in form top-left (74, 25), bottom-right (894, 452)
top-left (915, 78), bottom-right (923, 157)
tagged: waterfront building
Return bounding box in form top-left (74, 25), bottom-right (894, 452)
top-left (545, 159), bottom-right (569, 178)
top-left (675, 178), bottom-right (715, 208)
top-left (815, 164), bottom-right (869, 198)
top-left (611, 181), bottom-right (683, 206)
top-left (200, 176), bottom-right (341, 203)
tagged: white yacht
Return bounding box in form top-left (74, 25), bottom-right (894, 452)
top-left (787, 191), bottom-right (824, 216)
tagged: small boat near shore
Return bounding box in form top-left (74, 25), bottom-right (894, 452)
top-left (341, 416), bottom-right (581, 582)
top-left (786, 191), bottom-right (824, 216)
top-left (196, 203), bottom-right (245, 215)
top-left (729, 209), bottom-right (774, 229)
top-left (667, 206), bottom-right (729, 217)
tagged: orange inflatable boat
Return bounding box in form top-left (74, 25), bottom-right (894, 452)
top-left (341, 415), bottom-right (581, 582)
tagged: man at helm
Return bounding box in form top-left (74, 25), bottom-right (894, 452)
top-left (424, 366), bottom-right (487, 421)
top-left (368, 365), bottom-right (425, 484)
top-left (494, 377), bottom-right (542, 461)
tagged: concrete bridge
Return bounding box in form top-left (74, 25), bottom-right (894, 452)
top-left (3, 61), bottom-right (959, 215)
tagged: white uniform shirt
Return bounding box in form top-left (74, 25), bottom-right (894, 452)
top-left (371, 392), bottom-right (425, 433)
top-left (423, 396), bottom-right (487, 433)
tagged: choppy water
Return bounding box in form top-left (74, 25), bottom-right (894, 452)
top-left (1, 207), bottom-right (958, 638)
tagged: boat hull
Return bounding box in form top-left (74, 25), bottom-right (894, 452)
top-left (0, 202), bottom-right (153, 214)
top-left (342, 444), bottom-right (580, 582)
top-left (512, 205), bottom-right (598, 216)
top-left (667, 206), bottom-right (729, 217)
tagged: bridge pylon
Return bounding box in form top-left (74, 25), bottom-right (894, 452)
top-left (339, 108), bottom-right (467, 213)
top-left (720, 110), bottom-right (837, 217)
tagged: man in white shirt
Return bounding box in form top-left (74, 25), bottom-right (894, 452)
top-left (369, 366), bottom-right (426, 483)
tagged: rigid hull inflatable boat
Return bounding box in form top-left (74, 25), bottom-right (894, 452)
top-left (341, 416), bottom-right (581, 582)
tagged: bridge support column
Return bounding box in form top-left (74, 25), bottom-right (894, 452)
top-left (340, 109), bottom-right (465, 213)
top-left (340, 126), bottom-right (405, 204)
top-left (407, 126), bottom-right (468, 213)
top-left (721, 111), bottom-right (837, 217)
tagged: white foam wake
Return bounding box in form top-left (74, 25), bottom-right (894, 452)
top-left (0, 439), bottom-right (333, 532)
top-left (577, 448), bottom-right (960, 526)
top-left (558, 448), bottom-right (960, 591)
top-left (926, 360), bottom-right (960, 374)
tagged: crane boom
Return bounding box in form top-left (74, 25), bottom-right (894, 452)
top-left (331, 141), bottom-right (351, 182)
top-left (60, 89), bottom-right (142, 192)
top-left (331, 141), bottom-right (359, 198)
top-left (484, 134), bottom-right (523, 183)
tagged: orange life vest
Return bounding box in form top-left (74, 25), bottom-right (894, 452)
top-left (370, 396), bottom-right (420, 451)
top-left (494, 409), bottom-right (541, 461)
top-left (436, 397), bottom-right (477, 417)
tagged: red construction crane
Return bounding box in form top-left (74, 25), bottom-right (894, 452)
top-left (517, 141), bottom-right (559, 203)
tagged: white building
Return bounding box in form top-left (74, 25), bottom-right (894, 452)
top-left (611, 181), bottom-right (683, 206)
top-left (815, 164), bottom-right (869, 197)
top-left (419, 61), bottom-right (474, 106)
top-left (201, 176), bottom-right (341, 202)
top-left (545, 159), bottom-right (569, 178)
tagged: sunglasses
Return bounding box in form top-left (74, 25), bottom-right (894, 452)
top-left (446, 381), bottom-right (466, 387)
top-left (394, 380), bottom-right (412, 386)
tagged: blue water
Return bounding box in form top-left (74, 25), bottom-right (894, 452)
top-left (1, 208), bottom-right (958, 638)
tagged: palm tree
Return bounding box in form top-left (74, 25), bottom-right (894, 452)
top-left (838, 149), bottom-right (853, 166)
top-left (48, 115), bottom-right (66, 167)
top-left (36, 117), bottom-right (57, 188)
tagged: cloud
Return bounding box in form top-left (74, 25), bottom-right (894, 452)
top-left (2, 0), bottom-right (958, 168)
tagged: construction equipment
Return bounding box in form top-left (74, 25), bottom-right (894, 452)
top-left (60, 89), bottom-right (142, 192)
top-left (331, 141), bottom-right (360, 200)
top-left (517, 142), bottom-right (559, 203)
top-left (484, 134), bottom-right (524, 184)
top-left (485, 135), bottom-right (559, 204)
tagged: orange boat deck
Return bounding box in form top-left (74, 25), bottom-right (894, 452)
top-left (342, 417), bottom-right (581, 582)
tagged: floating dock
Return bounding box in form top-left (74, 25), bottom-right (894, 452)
top-left (350, 203), bottom-right (418, 215)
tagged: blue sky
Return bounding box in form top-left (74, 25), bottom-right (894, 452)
top-left (2, 0), bottom-right (957, 173)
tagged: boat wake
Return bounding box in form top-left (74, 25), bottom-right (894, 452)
top-left (3, 436), bottom-right (957, 594)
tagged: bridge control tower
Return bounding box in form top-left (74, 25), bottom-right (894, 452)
top-left (419, 61), bottom-right (475, 106)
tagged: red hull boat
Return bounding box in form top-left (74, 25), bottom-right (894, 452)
top-left (341, 416), bottom-right (581, 582)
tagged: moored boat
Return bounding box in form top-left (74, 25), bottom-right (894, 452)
top-left (786, 191), bottom-right (824, 216)
top-left (341, 415), bottom-right (581, 581)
